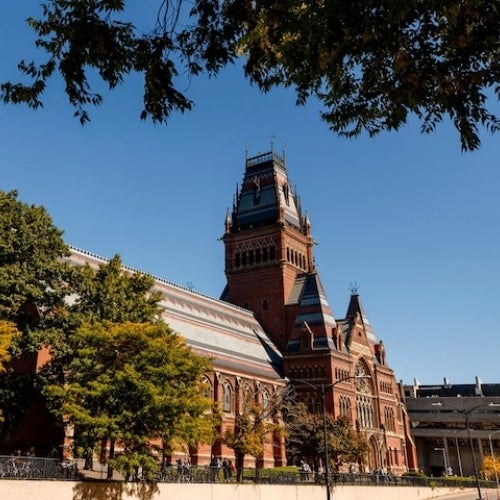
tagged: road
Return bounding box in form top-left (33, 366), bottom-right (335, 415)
top-left (440, 489), bottom-right (500, 500)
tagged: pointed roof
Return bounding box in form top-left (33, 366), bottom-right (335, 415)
top-left (230, 151), bottom-right (302, 231)
top-left (286, 272), bottom-right (337, 351)
top-left (343, 292), bottom-right (378, 347)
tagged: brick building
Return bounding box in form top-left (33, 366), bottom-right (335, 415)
top-left (6, 150), bottom-right (417, 473)
top-left (219, 151), bottom-right (417, 474)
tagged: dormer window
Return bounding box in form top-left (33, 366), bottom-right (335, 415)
top-left (253, 177), bottom-right (261, 204)
top-left (282, 183), bottom-right (290, 206)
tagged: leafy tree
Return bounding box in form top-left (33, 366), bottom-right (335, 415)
top-left (286, 403), bottom-right (368, 472)
top-left (0, 190), bottom-right (72, 444)
top-left (223, 390), bottom-right (285, 482)
top-left (45, 321), bottom-right (214, 479)
top-left (0, 190), bottom-right (70, 327)
top-left (0, 321), bottom-right (20, 374)
top-left (0, 321), bottom-right (21, 424)
top-left (70, 255), bottom-right (163, 324)
top-left (2, 1), bottom-right (500, 149)
top-left (37, 254), bottom-right (164, 389)
top-left (482, 454), bottom-right (500, 481)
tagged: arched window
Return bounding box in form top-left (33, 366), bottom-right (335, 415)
top-left (255, 248), bottom-right (261, 263)
top-left (339, 395), bottom-right (352, 421)
top-left (356, 395), bottom-right (374, 428)
top-left (262, 247), bottom-right (268, 262)
top-left (222, 382), bottom-right (233, 413)
top-left (384, 407), bottom-right (395, 432)
top-left (201, 376), bottom-right (213, 400)
top-left (262, 390), bottom-right (270, 410)
top-left (306, 394), bottom-right (321, 414)
top-left (242, 385), bottom-right (253, 414)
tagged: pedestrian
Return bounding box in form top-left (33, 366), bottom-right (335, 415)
top-left (222, 458), bottom-right (229, 481)
top-left (209, 455), bottom-right (218, 482)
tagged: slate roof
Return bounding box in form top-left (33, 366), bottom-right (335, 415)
top-left (286, 272), bottom-right (337, 352)
top-left (342, 292), bottom-right (378, 348)
top-left (231, 152), bottom-right (302, 231)
top-left (69, 247), bottom-right (283, 381)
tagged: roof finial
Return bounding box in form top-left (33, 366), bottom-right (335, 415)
top-left (245, 143), bottom-right (250, 159)
top-left (282, 142), bottom-right (286, 160)
top-left (349, 282), bottom-right (359, 295)
top-left (270, 134), bottom-right (275, 152)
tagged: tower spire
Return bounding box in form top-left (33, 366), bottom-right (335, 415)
top-left (221, 150), bottom-right (316, 350)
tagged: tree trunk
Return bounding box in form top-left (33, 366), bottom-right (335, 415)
top-left (84, 448), bottom-right (93, 470)
top-left (107, 439), bottom-right (115, 480)
top-left (235, 451), bottom-right (245, 483)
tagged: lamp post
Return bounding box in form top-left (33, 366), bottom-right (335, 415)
top-left (287, 374), bottom-right (371, 500)
top-left (488, 430), bottom-right (500, 488)
top-left (453, 429), bottom-right (464, 477)
top-left (432, 400), bottom-right (500, 500)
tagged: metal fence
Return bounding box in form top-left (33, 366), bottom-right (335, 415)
top-left (0, 456), bottom-right (496, 491)
top-left (153, 467), bottom-right (497, 490)
top-left (0, 455), bottom-right (75, 479)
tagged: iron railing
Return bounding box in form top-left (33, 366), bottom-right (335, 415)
top-left (0, 455), bottom-right (496, 491)
top-left (0, 455), bottom-right (75, 479)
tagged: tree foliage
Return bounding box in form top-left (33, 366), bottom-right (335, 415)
top-left (45, 321), bottom-right (213, 479)
top-left (223, 390), bottom-right (285, 482)
top-left (0, 190), bottom-right (70, 327)
top-left (482, 454), bottom-right (500, 480)
top-left (2, 1), bottom-right (500, 149)
top-left (0, 321), bottom-right (20, 374)
top-left (70, 255), bottom-right (163, 324)
top-left (0, 190), bottom-right (71, 439)
top-left (285, 402), bottom-right (368, 470)
top-left (0, 189), bottom-right (215, 467)
top-left (0, 321), bottom-right (22, 424)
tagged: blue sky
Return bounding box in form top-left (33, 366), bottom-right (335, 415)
top-left (1, 3), bottom-right (499, 386)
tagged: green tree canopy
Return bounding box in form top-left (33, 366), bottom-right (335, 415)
top-left (37, 254), bottom-right (163, 386)
top-left (0, 190), bottom-right (71, 440)
top-left (2, 1), bottom-right (499, 150)
top-left (0, 321), bottom-right (20, 374)
top-left (46, 321), bottom-right (214, 479)
top-left (223, 390), bottom-right (285, 482)
top-left (0, 190), bottom-right (214, 467)
top-left (0, 190), bottom-right (70, 327)
top-left (286, 403), bottom-right (368, 470)
top-left (70, 254), bottom-right (163, 324)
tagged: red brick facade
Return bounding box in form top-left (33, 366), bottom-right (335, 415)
top-left (222, 151), bottom-right (417, 474)
top-left (5, 150), bottom-right (417, 474)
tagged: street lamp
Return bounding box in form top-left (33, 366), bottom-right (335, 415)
top-left (432, 400), bottom-right (500, 500)
top-left (488, 430), bottom-right (500, 488)
top-left (287, 374), bottom-right (371, 500)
